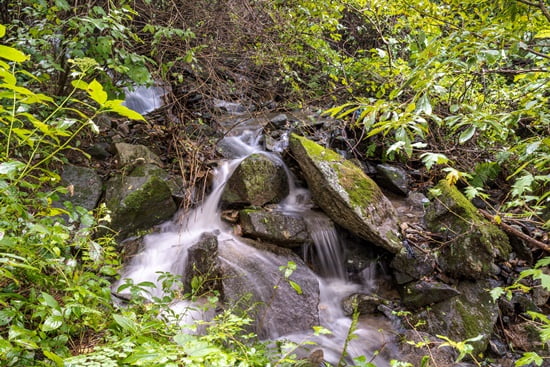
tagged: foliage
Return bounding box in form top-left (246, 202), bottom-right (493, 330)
top-left (4, 0), bottom-right (153, 96)
top-left (491, 256), bottom-right (550, 367)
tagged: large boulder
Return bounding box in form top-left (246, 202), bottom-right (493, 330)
top-left (59, 164), bottom-right (102, 211)
top-left (218, 237), bottom-right (320, 338)
top-left (426, 180), bottom-right (511, 279)
top-left (114, 142), bottom-right (164, 168)
top-left (104, 163), bottom-right (177, 239)
top-left (239, 209), bottom-right (310, 247)
top-left (289, 134), bottom-right (402, 253)
top-left (412, 280), bottom-right (499, 356)
top-left (400, 279), bottom-right (461, 309)
top-left (183, 233), bottom-right (222, 295)
top-left (221, 153), bottom-right (289, 207)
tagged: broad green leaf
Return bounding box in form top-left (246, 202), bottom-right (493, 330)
top-left (489, 287), bottom-right (504, 302)
top-left (40, 292), bottom-right (60, 309)
top-left (43, 350), bottom-right (64, 367)
top-left (87, 79), bottom-right (108, 105)
top-left (113, 314), bottom-right (137, 333)
top-left (515, 352), bottom-right (543, 366)
top-left (534, 29), bottom-right (550, 39)
top-left (0, 24), bottom-right (5, 38)
top-left (71, 80), bottom-right (89, 90)
top-left (0, 68), bottom-right (16, 85)
top-left (416, 94), bottom-right (432, 115)
top-left (42, 315), bottom-right (63, 332)
top-left (458, 126), bottom-right (476, 144)
top-left (0, 45), bottom-right (28, 62)
top-left (289, 280), bottom-right (302, 295)
top-left (0, 160), bottom-right (25, 177)
top-left (535, 257), bottom-right (550, 268)
top-left (0, 309), bottom-right (16, 326)
top-left (104, 100), bottom-right (145, 120)
top-left (420, 152), bottom-right (449, 170)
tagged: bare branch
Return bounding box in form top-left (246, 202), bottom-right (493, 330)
top-left (479, 68), bottom-right (549, 75)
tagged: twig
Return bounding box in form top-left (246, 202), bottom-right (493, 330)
top-left (479, 209), bottom-right (550, 252)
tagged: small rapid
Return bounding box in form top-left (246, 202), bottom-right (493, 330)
top-left (115, 128), bottom-right (397, 365)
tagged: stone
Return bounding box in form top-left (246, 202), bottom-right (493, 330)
top-left (412, 280), bottom-right (499, 356)
top-left (399, 330), bottom-right (457, 367)
top-left (376, 164), bottom-right (409, 196)
top-left (114, 142), bottom-right (163, 168)
top-left (400, 279), bottom-right (460, 309)
top-left (426, 180), bottom-right (511, 279)
top-left (59, 164), bottom-right (102, 211)
top-left (289, 134), bottom-right (402, 254)
top-left (221, 153), bottom-right (289, 207)
top-left (267, 113), bottom-right (288, 129)
top-left (218, 237), bottom-right (320, 338)
top-left (390, 246), bottom-right (436, 284)
top-left (239, 209), bottom-right (310, 247)
top-left (87, 142), bottom-right (112, 160)
top-left (104, 163), bottom-right (177, 239)
top-left (184, 233), bottom-right (221, 295)
top-left (342, 293), bottom-right (388, 316)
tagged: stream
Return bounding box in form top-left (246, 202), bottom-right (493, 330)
top-left (114, 118), bottom-right (398, 366)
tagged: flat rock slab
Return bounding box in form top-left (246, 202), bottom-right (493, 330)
top-left (239, 209), bottom-right (310, 247)
top-left (289, 134), bottom-right (402, 253)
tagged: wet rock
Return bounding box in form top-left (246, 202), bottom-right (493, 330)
top-left (221, 153), bottom-right (289, 207)
top-left (376, 164), bottom-right (409, 196)
top-left (412, 280), bottom-right (499, 356)
top-left (184, 233), bottom-right (221, 295)
top-left (399, 330), bottom-right (457, 367)
top-left (213, 98), bottom-right (247, 114)
top-left (87, 142), bottom-right (112, 160)
top-left (239, 209), bottom-right (310, 248)
top-left (342, 293), bottom-right (388, 316)
top-left (390, 246), bottom-right (436, 284)
top-left (267, 113), bottom-right (288, 129)
top-left (104, 163), bottom-right (176, 239)
top-left (289, 134), bottom-right (402, 254)
top-left (59, 164), bottom-right (102, 211)
top-left (426, 180), bottom-right (511, 279)
top-left (114, 142), bottom-right (164, 168)
top-left (400, 279), bottom-right (460, 309)
top-left (218, 237), bottom-right (320, 338)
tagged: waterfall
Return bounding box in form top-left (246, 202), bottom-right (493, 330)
top-left (115, 127), bottom-right (396, 366)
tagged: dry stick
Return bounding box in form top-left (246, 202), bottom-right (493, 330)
top-left (478, 209), bottom-right (550, 253)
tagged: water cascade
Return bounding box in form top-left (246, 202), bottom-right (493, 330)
top-left (115, 127), bottom-right (397, 365)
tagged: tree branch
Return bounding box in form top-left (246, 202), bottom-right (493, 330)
top-left (516, 0), bottom-right (550, 23)
top-left (478, 68), bottom-right (549, 75)
top-left (479, 209), bottom-right (550, 253)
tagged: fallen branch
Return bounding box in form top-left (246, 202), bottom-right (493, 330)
top-left (479, 209), bottom-right (550, 253)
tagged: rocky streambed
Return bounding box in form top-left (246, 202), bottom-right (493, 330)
top-left (59, 106), bottom-right (549, 366)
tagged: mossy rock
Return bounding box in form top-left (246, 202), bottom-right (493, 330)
top-left (412, 280), bottom-right (499, 356)
top-left (104, 164), bottom-right (176, 239)
top-left (426, 180), bottom-right (510, 279)
top-left (239, 209), bottom-right (310, 247)
top-left (289, 134), bottom-right (402, 253)
top-left (221, 153), bottom-right (289, 207)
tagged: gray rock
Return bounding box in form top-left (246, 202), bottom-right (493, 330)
top-left (376, 164), bottom-right (409, 196)
top-left (104, 164), bottom-right (176, 239)
top-left (87, 142), bottom-right (112, 160)
top-left (412, 280), bottom-right (499, 356)
top-left (426, 180), bottom-right (511, 279)
top-left (267, 113), bottom-right (288, 129)
top-left (184, 233), bottom-right (221, 295)
top-left (400, 280), bottom-right (460, 309)
top-left (289, 134), bottom-right (402, 253)
top-left (218, 237), bottom-right (320, 338)
top-left (114, 142), bottom-right (163, 168)
top-left (221, 153), bottom-right (289, 207)
top-left (342, 293), bottom-right (388, 316)
top-left (59, 164), bottom-right (102, 211)
top-left (390, 246), bottom-right (436, 284)
top-left (239, 209), bottom-right (310, 247)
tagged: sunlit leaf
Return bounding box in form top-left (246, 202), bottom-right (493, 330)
top-left (458, 126), bottom-right (476, 144)
top-left (289, 280), bottom-right (302, 295)
top-left (103, 100), bottom-right (145, 120)
top-left (86, 79), bottom-right (108, 105)
top-left (0, 45), bottom-right (29, 62)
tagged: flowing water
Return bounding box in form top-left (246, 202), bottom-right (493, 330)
top-left (115, 127), bottom-right (397, 366)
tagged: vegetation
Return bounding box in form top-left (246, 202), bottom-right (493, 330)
top-left (0, 0), bottom-right (548, 366)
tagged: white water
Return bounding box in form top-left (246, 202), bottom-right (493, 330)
top-left (115, 128), bottom-right (396, 365)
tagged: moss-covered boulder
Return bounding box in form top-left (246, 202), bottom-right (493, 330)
top-left (221, 153), bottom-right (289, 207)
top-left (426, 180), bottom-right (511, 279)
top-left (104, 163), bottom-right (176, 239)
top-left (239, 209), bottom-right (310, 248)
top-left (412, 280), bottom-right (499, 356)
top-left (289, 134), bottom-right (402, 253)
top-left (400, 279), bottom-right (460, 309)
